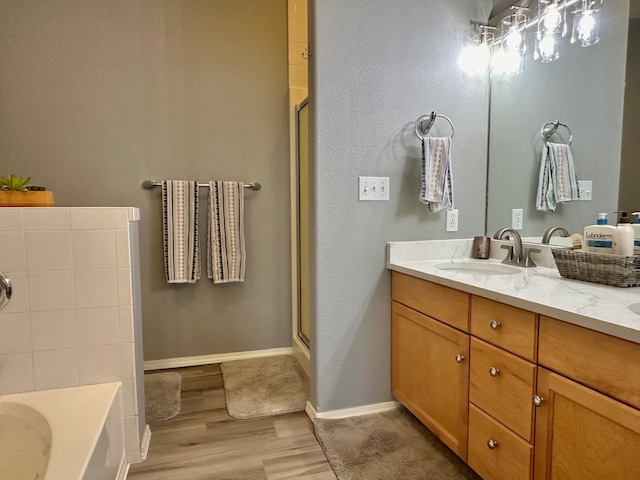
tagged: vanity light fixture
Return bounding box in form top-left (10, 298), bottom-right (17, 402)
top-left (571, 0), bottom-right (602, 47)
top-left (534, 0), bottom-right (567, 63)
top-left (494, 6), bottom-right (528, 75)
top-left (459, 25), bottom-right (495, 75)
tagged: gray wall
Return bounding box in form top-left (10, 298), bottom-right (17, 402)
top-left (487, 0), bottom-right (629, 236)
top-left (311, 0), bottom-right (492, 412)
top-left (0, 0), bottom-right (291, 360)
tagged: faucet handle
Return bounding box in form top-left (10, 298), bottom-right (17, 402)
top-left (523, 248), bottom-right (541, 268)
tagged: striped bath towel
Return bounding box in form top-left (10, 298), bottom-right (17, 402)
top-left (162, 180), bottom-right (200, 283)
top-left (207, 181), bottom-right (246, 283)
top-left (536, 142), bottom-right (579, 212)
top-left (419, 137), bottom-right (454, 213)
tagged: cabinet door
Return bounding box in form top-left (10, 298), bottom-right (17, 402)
top-left (534, 367), bottom-right (640, 480)
top-left (392, 301), bottom-right (470, 460)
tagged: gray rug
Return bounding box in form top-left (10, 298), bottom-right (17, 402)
top-left (144, 372), bottom-right (182, 423)
top-left (315, 407), bottom-right (481, 480)
top-left (220, 355), bottom-right (308, 419)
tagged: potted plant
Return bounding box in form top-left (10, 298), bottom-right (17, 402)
top-left (0, 174), bottom-right (54, 207)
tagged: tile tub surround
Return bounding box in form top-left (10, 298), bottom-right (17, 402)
top-left (387, 240), bottom-right (640, 344)
top-left (0, 207), bottom-right (147, 463)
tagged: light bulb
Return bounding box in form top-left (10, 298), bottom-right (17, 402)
top-left (543, 6), bottom-right (562, 29)
top-left (505, 29), bottom-right (523, 50)
top-left (577, 11), bottom-right (596, 40)
top-left (459, 43), bottom-right (491, 74)
top-left (539, 35), bottom-right (557, 58)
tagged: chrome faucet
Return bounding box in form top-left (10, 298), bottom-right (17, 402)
top-left (541, 226), bottom-right (570, 244)
top-left (493, 228), bottom-right (524, 266)
top-left (492, 228), bottom-right (539, 267)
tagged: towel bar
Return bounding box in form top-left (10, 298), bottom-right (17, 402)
top-left (415, 111), bottom-right (455, 140)
top-left (142, 180), bottom-right (261, 191)
top-left (540, 120), bottom-right (573, 145)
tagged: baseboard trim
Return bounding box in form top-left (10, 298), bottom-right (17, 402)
top-left (307, 400), bottom-right (400, 421)
top-left (143, 347), bottom-right (294, 371)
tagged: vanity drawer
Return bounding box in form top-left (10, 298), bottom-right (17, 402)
top-left (392, 272), bottom-right (470, 332)
top-left (468, 404), bottom-right (533, 480)
top-left (471, 296), bottom-right (537, 361)
top-left (469, 338), bottom-right (536, 442)
top-left (539, 316), bottom-right (640, 409)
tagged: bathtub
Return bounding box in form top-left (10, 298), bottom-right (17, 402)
top-left (0, 382), bottom-right (126, 480)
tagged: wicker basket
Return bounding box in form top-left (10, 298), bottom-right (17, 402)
top-left (551, 249), bottom-right (640, 288)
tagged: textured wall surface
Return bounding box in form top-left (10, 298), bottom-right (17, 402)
top-left (0, 0), bottom-right (291, 360)
top-left (311, 0), bottom-right (492, 412)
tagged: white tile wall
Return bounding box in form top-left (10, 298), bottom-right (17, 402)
top-left (29, 270), bottom-right (75, 311)
top-left (0, 353), bottom-right (34, 393)
top-left (0, 208), bottom-right (24, 230)
top-left (0, 207), bottom-right (144, 463)
top-left (0, 313), bottom-right (32, 354)
top-left (0, 232), bottom-right (27, 271)
top-left (31, 310), bottom-right (77, 351)
top-left (26, 231), bottom-right (73, 271)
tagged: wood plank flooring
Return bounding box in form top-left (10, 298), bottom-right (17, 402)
top-left (127, 364), bottom-right (337, 480)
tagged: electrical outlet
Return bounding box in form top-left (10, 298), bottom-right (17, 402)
top-left (578, 180), bottom-right (593, 201)
top-left (446, 209), bottom-right (459, 232)
top-left (358, 176), bottom-right (390, 201)
top-left (512, 208), bottom-right (523, 230)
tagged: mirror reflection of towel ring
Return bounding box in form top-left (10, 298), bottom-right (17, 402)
top-left (415, 111), bottom-right (455, 140)
top-left (540, 120), bottom-right (573, 145)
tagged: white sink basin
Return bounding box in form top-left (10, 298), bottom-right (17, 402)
top-left (434, 262), bottom-right (521, 276)
top-left (629, 303), bottom-right (640, 316)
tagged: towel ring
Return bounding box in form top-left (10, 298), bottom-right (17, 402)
top-left (540, 120), bottom-right (573, 145)
top-left (415, 111), bottom-right (455, 140)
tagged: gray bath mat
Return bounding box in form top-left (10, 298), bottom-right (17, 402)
top-left (144, 371), bottom-right (182, 423)
top-left (220, 355), bottom-right (308, 419)
top-left (315, 407), bottom-right (481, 480)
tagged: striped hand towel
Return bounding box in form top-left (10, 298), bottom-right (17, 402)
top-left (207, 181), bottom-right (246, 283)
top-left (536, 142), bottom-right (579, 212)
top-left (419, 137), bottom-right (454, 213)
top-left (162, 180), bottom-right (201, 284)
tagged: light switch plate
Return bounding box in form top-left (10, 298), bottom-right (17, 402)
top-left (359, 176), bottom-right (389, 201)
top-left (578, 180), bottom-right (592, 201)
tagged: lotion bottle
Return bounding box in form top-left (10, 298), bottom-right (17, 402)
top-left (632, 212), bottom-right (640, 256)
top-left (583, 213), bottom-right (616, 254)
top-left (614, 211), bottom-right (634, 256)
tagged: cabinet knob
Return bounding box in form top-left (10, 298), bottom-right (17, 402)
top-left (490, 319), bottom-right (501, 330)
top-left (489, 366), bottom-right (501, 377)
top-left (487, 439), bottom-right (499, 450)
top-left (455, 354), bottom-right (465, 363)
top-left (533, 395), bottom-right (545, 407)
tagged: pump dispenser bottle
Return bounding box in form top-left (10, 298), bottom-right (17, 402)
top-left (632, 212), bottom-right (640, 255)
top-left (615, 211), bottom-right (634, 256)
top-left (584, 213), bottom-right (616, 254)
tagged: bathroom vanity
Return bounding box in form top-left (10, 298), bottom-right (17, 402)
top-left (387, 240), bottom-right (640, 480)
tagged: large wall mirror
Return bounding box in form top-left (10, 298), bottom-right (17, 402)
top-left (486, 0), bottom-right (638, 242)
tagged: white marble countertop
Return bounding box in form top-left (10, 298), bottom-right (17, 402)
top-left (387, 239), bottom-right (640, 344)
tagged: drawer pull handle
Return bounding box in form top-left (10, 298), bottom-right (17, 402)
top-left (533, 395), bottom-right (545, 407)
top-left (487, 439), bottom-right (499, 450)
top-left (490, 319), bottom-right (501, 330)
top-left (455, 354), bottom-right (465, 363)
top-left (489, 367), bottom-right (500, 377)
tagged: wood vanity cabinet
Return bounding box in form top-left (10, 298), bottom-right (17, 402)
top-left (534, 316), bottom-right (640, 480)
top-left (391, 273), bottom-right (470, 460)
top-left (391, 271), bottom-right (640, 480)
